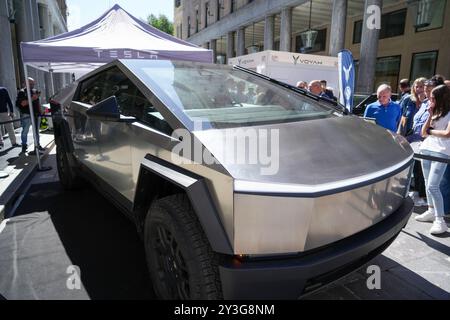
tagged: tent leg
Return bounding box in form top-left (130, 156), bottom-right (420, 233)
top-left (49, 62), bottom-right (55, 96)
top-left (23, 64), bottom-right (52, 172)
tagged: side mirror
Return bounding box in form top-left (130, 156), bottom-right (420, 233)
top-left (86, 96), bottom-right (136, 123)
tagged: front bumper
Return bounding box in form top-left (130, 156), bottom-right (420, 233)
top-left (219, 197), bottom-right (413, 299)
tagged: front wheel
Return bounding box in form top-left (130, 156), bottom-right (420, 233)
top-left (144, 194), bottom-right (223, 300)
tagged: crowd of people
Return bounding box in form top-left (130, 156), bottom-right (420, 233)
top-left (363, 75), bottom-right (450, 235)
top-left (0, 77), bottom-right (46, 154)
top-left (213, 77), bottom-right (338, 108)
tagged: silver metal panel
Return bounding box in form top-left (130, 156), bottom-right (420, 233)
top-left (70, 101), bottom-right (135, 201)
top-left (304, 169), bottom-right (407, 251)
top-left (128, 124), bottom-right (235, 242)
top-left (233, 167), bottom-right (409, 255)
top-left (234, 195), bottom-right (313, 254)
top-left (233, 156), bottom-right (412, 194)
top-left (194, 116), bottom-right (413, 185)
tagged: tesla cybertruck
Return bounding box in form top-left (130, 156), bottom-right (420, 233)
top-left (51, 59), bottom-right (414, 299)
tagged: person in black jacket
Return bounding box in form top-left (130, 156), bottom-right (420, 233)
top-left (0, 86), bottom-right (19, 149)
top-left (16, 78), bottom-right (44, 153)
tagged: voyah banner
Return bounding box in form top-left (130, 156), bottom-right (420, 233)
top-left (338, 50), bottom-right (355, 113)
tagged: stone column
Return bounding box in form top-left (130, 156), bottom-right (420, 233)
top-left (0, 0), bottom-right (17, 98)
top-left (237, 27), bottom-right (245, 56)
top-left (15, 0), bottom-right (45, 92)
top-left (357, 0), bottom-right (383, 93)
top-left (226, 31), bottom-right (234, 62)
top-left (329, 0), bottom-right (347, 56)
top-left (280, 7), bottom-right (292, 52)
top-left (264, 15), bottom-right (275, 51)
top-left (210, 39), bottom-right (217, 63)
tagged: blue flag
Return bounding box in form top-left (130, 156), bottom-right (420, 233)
top-left (338, 50), bottom-right (355, 113)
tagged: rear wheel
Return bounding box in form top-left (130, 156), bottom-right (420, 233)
top-left (56, 144), bottom-right (83, 190)
top-left (144, 194), bottom-right (223, 300)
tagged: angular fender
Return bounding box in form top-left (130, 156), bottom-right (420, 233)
top-left (134, 155), bottom-right (233, 255)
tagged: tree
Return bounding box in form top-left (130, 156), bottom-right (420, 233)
top-left (147, 14), bottom-right (174, 35)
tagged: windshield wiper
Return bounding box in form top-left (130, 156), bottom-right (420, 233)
top-left (234, 65), bottom-right (348, 115)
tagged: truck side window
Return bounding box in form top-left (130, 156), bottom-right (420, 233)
top-left (78, 73), bottom-right (107, 105)
top-left (97, 67), bottom-right (173, 136)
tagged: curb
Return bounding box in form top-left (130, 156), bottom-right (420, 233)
top-left (0, 139), bottom-right (55, 219)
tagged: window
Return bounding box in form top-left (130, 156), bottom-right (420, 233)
top-left (187, 16), bottom-right (191, 37)
top-left (130, 61), bottom-right (339, 130)
top-left (205, 2), bottom-right (209, 28)
top-left (174, 0), bottom-right (181, 8)
top-left (217, 0), bottom-right (221, 21)
top-left (78, 72), bottom-right (107, 105)
top-left (274, 40), bottom-right (280, 51)
top-left (353, 20), bottom-right (363, 44)
top-left (375, 56), bottom-right (401, 91)
top-left (410, 51), bottom-right (438, 81)
top-left (380, 10), bottom-right (406, 39)
top-left (196, 10), bottom-right (199, 33)
top-left (295, 28), bottom-right (327, 53)
top-left (231, 0), bottom-right (236, 13)
top-left (353, 9), bottom-right (406, 44)
top-left (77, 67), bottom-right (173, 135)
top-left (415, 0), bottom-right (446, 31)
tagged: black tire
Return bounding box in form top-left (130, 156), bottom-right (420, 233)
top-left (144, 194), bottom-right (223, 300)
top-left (56, 144), bottom-right (83, 190)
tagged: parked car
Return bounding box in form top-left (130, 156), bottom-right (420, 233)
top-left (352, 92), bottom-right (399, 116)
top-left (51, 59), bottom-right (414, 299)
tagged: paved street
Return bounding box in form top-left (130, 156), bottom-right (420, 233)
top-left (0, 128), bottom-right (23, 171)
top-left (307, 210), bottom-right (450, 299)
top-left (0, 128), bottom-right (53, 171)
top-left (0, 146), bottom-right (448, 300)
top-left (0, 151), bottom-right (154, 300)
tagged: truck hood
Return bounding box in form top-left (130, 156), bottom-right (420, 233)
top-left (193, 116), bottom-right (413, 193)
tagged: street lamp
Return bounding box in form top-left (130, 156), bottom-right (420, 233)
top-left (299, 0), bottom-right (318, 51)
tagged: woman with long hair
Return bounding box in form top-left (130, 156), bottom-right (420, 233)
top-left (398, 78), bottom-right (428, 206)
top-left (415, 85), bottom-right (450, 235)
top-left (397, 77), bottom-right (427, 137)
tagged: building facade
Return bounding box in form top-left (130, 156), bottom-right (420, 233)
top-left (174, 0), bottom-right (450, 93)
top-left (0, 0), bottom-right (69, 107)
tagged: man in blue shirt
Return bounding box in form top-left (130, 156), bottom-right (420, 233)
top-left (364, 84), bottom-right (401, 132)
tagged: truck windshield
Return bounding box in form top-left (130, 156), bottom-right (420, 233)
top-left (125, 60), bottom-right (339, 130)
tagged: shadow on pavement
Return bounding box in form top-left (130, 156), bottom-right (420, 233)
top-left (402, 230), bottom-right (450, 255)
top-left (304, 250), bottom-right (450, 300)
top-left (8, 181), bottom-right (155, 300)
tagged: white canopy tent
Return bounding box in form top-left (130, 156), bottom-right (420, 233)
top-left (21, 3), bottom-right (213, 75)
top-left (20, 4), bottom-right (213, 169)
